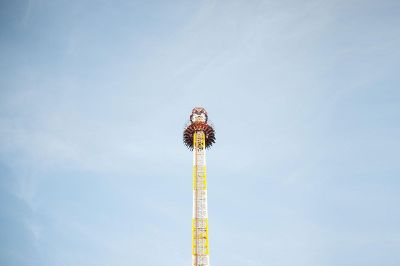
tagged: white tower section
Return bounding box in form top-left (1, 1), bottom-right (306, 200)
top-left (192, 131), bottom-right (209, 266)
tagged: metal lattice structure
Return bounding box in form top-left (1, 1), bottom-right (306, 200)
top-left (184, 107), bottom-right (215, 266)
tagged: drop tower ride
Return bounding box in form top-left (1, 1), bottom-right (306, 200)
top-left (183, 107), bottom-right (216, 266)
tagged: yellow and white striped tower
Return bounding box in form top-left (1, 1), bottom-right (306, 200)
top-left (183, 107), bottom-right (215, 266)
top-left (192, 131), bottom-right (209, 266)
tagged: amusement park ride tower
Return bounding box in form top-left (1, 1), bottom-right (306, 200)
top-left (183, 107), bottom-right (216, 266)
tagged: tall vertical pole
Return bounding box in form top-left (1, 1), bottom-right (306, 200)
top-left (192, 131), bottom-right (209, 266)
top-left (184, 107), bottom-right (215, 266)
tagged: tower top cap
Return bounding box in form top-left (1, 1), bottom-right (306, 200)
top-left (192, 107), bottom-right (207, 116)
top-left (190, 107), bottom-right (208, 123)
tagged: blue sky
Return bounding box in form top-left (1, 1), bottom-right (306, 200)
top-left (1, 0), bottom-right (400, 265)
